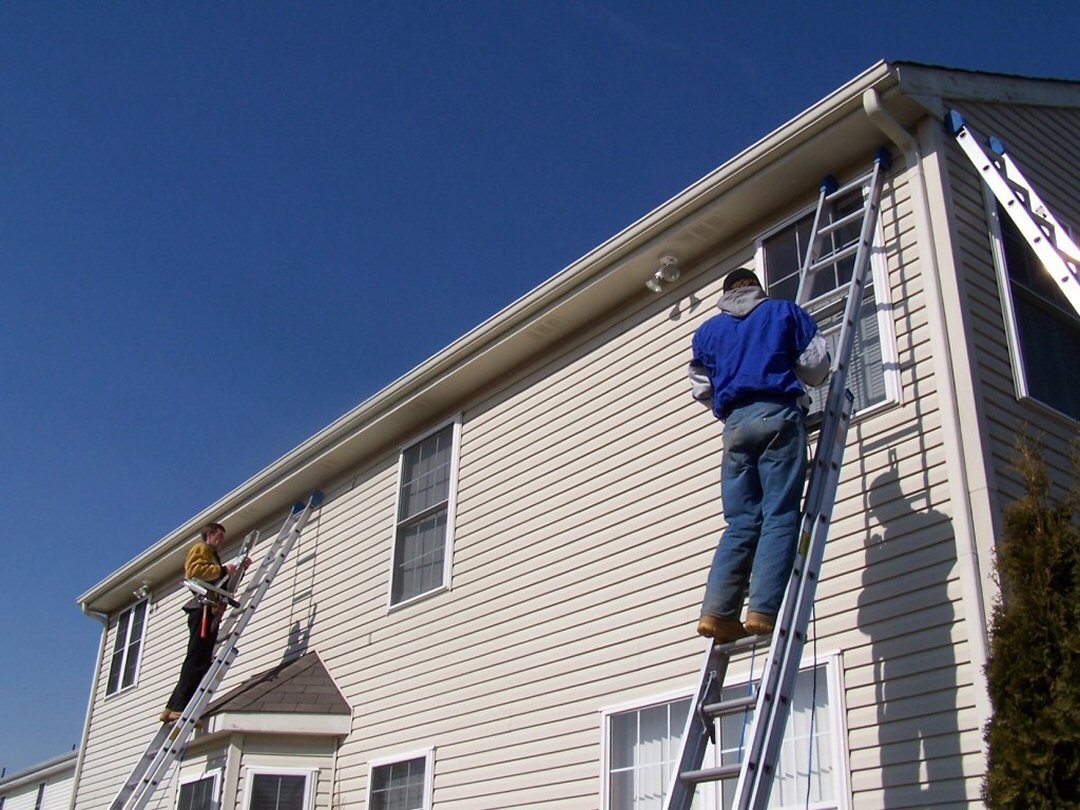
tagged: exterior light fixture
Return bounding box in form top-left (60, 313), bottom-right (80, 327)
top-left (645, 253), bottom-right (680, 292)
top-left (134, 581), bottom-right (151, 600)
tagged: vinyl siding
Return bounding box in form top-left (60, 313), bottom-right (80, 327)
top-left (75, 93), bottom-right (1032, 809)
top-left (1, 774), bottom-right (74, 810)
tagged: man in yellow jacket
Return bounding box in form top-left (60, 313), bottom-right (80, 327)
top-left (159, 522), bottom-right (247, 723)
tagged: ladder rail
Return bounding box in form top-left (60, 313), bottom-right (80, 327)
top-left (946, 110), bottom-right (1080, 318)
top-left (733, 151), bottom-right (888, 810)
top-left (110, 493), bottom-right (322, 810)
top-left (664, 148), bottom-right (890, 810)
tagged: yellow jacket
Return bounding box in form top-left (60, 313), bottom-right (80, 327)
top-left (184, 542), bottom-right (224, 583)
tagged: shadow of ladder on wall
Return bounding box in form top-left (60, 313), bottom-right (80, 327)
top-left (663, 148), bottom-right (892, 810)
top-left (946, 109), bottom-right (1080, 319)
top-left (109, 491), bottom-right (324, 810)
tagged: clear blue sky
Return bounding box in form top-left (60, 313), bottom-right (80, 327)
top-left (1, 1), bottom-right (1076, 776)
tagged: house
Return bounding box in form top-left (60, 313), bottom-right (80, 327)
top-left (0, 750), bottom-right (77, 810)
top-left (72, 60), bottom-right (1080, 809)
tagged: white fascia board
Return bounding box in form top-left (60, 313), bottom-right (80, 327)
top-left (204, 712), bottom-right (351, 737)
top-left (80, 60), bottom-right (915, 613)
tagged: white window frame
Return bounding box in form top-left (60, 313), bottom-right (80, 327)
top-left (242, 767), bottom-right (316, 810)
top-left (387, 417), bottom-right (461, 610)
top-left (985, 190), bottom-right (1080, 421)
top-left (754, 186), bottom-right (901, 422)
top-left (178, 768), bottom-right (222, 810)
top-left (106, 597), bottom-right (150, 696)
top-left (600, 652), bottom-right (850, 810)
top-left (367, 747), bottom-right (435, 810)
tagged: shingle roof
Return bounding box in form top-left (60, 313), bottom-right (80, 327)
top-left (206, 651), bottom-right (350, 716)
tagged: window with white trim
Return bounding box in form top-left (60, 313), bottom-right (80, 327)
top-left (246, 771), bottom-right (312, 810)
top-left (178, 770), bottom-right (220, 810)
top-left (757, 183), bottom-right (897, 418)
top-left (106, 599), bottom-right (149, 695)
top-left (33, 784), bottom-right (45, 810)
top-left (390, 420), bottom-right (459, 606)
top-left (989, 202), bottom-right (1080, 420)
top-left (602, 659), bottom-right (848, 810)
top-left (368, 750), bottom-right (433, 810)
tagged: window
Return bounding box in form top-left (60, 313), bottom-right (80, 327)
top-left (247, 772), bottom-right (310, 810)
top-left (990, 203), bottom-right (1080, 419)
top-left (178, 772), bottom-right (220, 810)
top-left (368, 751), bottom-right (433, 810)
top-left (106, 599), bottom-right (149, 695)
top-left (390, 421), bottom-right (460, 606)
top-left (608, 695), bottom-right (692, 809)
top-left (33, 784), bottom-right (45, 810)
top-left (758, 183), bottom-right (896, 418)
top-left (603, 659), bottom-right (848, 810)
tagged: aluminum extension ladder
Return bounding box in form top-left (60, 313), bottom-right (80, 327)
top-left (946, 109), bottom-right (1080, 318)
top-left (664, 148), bottom-right (891, 810)
top-left (110, 491), bottom-right (324, 810)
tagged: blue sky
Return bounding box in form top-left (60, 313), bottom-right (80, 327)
top-left (1, 1), bottom-right (1077, 776)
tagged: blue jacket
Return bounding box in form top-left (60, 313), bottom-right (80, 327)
top-left (689, 286), bottom-right (829, 420)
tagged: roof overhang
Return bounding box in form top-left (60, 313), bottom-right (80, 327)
top-left (0, 750), bottom-right (78, 790)
top-left (78, 60), bottom-right (1078, 614)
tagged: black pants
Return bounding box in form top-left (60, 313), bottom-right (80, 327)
top-left (165, 609), bottom-right (218, 711)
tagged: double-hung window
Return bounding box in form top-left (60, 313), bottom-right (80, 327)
top-left (178, 771), bottom-right (220, 810)
top-left (757, 183), bottom-right (897, 418)
top-left (602, 657), bottom-right (849, 810)
top-left (245, 770), bottom-right (313, 810)
top-left (390, 420), bottom-right (460, 607)
top-left (368, 750), bottom-right (433, 810)
top-left (106, 599), bottom-right (149, 695)
top-left (989, 202), bottom-right (1080, 419)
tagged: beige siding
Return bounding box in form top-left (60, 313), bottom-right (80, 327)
top-left (76, 92), bottom-right (1054, 810)
top-left (233, 737), bottom-right (336, 810)
top-left (2, 775), bottom-right (74, 810)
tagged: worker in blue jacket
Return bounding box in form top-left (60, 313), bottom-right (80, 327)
top-left (689, 267), bottom-right (830, 642)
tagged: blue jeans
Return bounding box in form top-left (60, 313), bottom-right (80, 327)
top-left (701, 400), bottom-right (807, 619)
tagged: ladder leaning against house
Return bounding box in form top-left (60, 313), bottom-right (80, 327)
top-left (946, 109), bottom-right (1080, 318)
top-left (663, 148), bottom-right (892, 810)
top-left (109, 491), bottom-right (323, 810)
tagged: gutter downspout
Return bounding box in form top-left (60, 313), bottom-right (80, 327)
top-left (862, 89), bottom-right (992, 752)
top-left (70, 604), bottom-right (109, 810)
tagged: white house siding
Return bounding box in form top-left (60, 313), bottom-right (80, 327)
top-left (75, 497), bottom-right (348, 808)
top-left (76, 580), bottom-right (197, 807)
top-left (75, 76), bottom-right (1050, 810)
top-left (43, 775), bottom-right (75, 810)
top-left (300, 155), bottom-right (976, 805)
top-left (2, 778), bottom-right (74, 810)
top-left (942, 99), bottom-right (1080, 502)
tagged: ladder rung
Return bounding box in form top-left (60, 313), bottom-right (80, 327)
top-left (825, 173), bottom-right (869, 202)
top-left (815, 206), bottom-right (866, 238)
top-left (807, 241), bottom-right (860, 273)
top-left (715, 632), bottom-right (772, 653)
top-left (702, 692), bottom-right (758, 716)
top-left (680, 764), bottom-right (743, 783)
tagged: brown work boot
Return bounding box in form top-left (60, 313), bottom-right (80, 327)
top-left (744, 611), bottom-right (775, 636)
top-left (159, 708), bottom-right (182, 723)
top-left (697, 613), bottom-right (747, 643)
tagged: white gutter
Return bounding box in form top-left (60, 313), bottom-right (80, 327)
top-left (69, 605), bottom-right (108, 810)
top-left (862, 89), bottom-right (992, 750)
